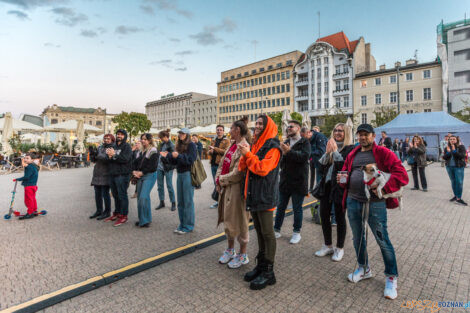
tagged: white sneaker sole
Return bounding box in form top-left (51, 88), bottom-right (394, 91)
top-left (348, 272), bottom-right (373, 283)
top-left (384, 293), bottom-right (398, 300)
top-left (315, 250), bottom-right (334, 257)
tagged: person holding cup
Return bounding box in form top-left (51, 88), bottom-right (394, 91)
top-left (314, 123), bottom-right (355, 261)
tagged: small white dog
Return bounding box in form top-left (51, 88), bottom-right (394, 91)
top-left (363, 163), bottom-right (403, 210)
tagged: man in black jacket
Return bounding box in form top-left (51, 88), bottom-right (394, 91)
top-left (274, 120), bottom-right (311, 244)
top-left (309, 126), bottom-right (327, 192)
top-left (379, 131), bottom-right (392, 149)
top-left (104, 129), bottom-right (133, 227)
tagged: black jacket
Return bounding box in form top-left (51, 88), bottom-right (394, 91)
top-left (167, 142), bottom-right (197, 173)
top-left (133, 148), bottom-right (159, 174)
top-left (279, 137), bottom-right (311, 196)
top-left (443, 144), bottom-right (467, 168)
top-left (246, 138), bottom-right (281, 212)
top-left (379, 137), bottom-right (392, 149)
top-left (309, 131), bottom-right (327, 166)
top-left (108, 129), bottom-right (133, 176)
top-left (91, 144), bottom-right (112, 186)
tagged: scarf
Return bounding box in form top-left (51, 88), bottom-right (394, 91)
top-left (216, 143), bottom-right (237, 185)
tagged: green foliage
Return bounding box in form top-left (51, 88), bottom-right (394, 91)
top-left (8, 134), bottom-right (22, 151)
top-left (371, 107), bottom-right (398, 128)
top-left (268, 111), bottom-right (304, 136)
top-left (290, 112), bottom-right (303, 124)
top-left (451, 107), bottom-right (470, 124)
top-left (112, 112), bottom-right (152, 141)
top-left (322, 109), bottom-right (349, 136)
top-left (36, 142), bottom-right (58, 154)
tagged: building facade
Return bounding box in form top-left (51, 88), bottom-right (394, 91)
top-left (293, 32), bottom-right (376, 126)
top-left (41, 104), bottom-right (110, 130)
top-left (146, 92), bottom-right (215, 129)
top-left (437, 19), bottom-right (470, 112)
top-left (217, 51), bottom-right (302, 127)
top-left (353, 60), bottom-right (443, 125)
top-left (193, 96), bottom-right (217, 126)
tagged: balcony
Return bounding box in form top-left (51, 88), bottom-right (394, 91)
top-left (306, 107), bottom-right (353, 117)
top-left (333, 88), bottom-right (350, 96)
top-left (333, 71), bottom-right (350, 79)
top-left (295, 93), bottom-right (308, 101)
top-left (295, 78), bottom-right (309, 86)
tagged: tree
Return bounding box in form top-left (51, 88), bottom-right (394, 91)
top-left (451, 107), bottom-right (470, 124)
top-left (268, 112), bottom-right (304, 136)
top-left (321, 109), bottom-right (349, 136)
top-left (371, 107), bottom-right (398, 128)
top-left (112, 112), bottom-right (152, 141)
top-left (290, 112), bottom-right (303, 124)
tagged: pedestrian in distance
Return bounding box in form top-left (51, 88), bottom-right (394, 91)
top-left (392, 138), bottom-right (400, 160)
top-left (239, 114), bottom-right (281, 290)
top-left (443, 135), bottom-right (467, 206)
top-left (401, 137), bottom-right (410, 163)
top-left (104, 129), bottom-right (133, 227)
top-left (338, 123), bottom-right (408, 300)
top-left (132, 133), bottom-right (159, 227)
top-left (408, 135), bottom-right (428, 192)
top-left (208, 125), bottom-right (230, 209)
top-left (315, 123), bottom-right (354, 262)
top-left (13, 153), bottom-right (40, 220)
top-left (155, 130), bottom-right (176, 211)
top-left (216, 117), bottom-right (251, 269)
top-left (273, 120), bottom-right (310, 244)
top-left (378, 131), bottom-right (392, 150)
top-left (309, 126), bottom-right (327, 192)
top-left (162, 128), bottom-right (197, 234)
top-left (90, 134), bottom-right (114, 220)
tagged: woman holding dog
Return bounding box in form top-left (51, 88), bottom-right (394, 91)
top-left (443, 135), bottom-right (467, 205)
top-left (408, 135), bottom-right (428, 192)
top-left (315, 123), bottom-right (354, 262)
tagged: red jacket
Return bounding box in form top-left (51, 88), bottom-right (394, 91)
top-left (340, 143), bottom-right (409, 210)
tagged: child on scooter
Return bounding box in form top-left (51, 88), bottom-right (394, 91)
top-left (14, 153), bottom-right (39, 220)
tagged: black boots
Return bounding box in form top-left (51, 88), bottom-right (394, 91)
top-left (170, 202), bottom-right (176, 211)
top-left (249, 262), bottom-right (276, 290)
top-left (244, 255), bottom-right (264, 282)
top-left (97, 211), bottom-right (110, 220)
top-left (155, 201), bottom-right (165, 210)
top-left (19, 213), bottom-right (35, 220)
top-left (89, 211), bottom-right (102, 219)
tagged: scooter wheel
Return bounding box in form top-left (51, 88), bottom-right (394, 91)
top-left (40, 210), bottom-right (47, 215)
top-left (4, 214), bottom-right (11, 220)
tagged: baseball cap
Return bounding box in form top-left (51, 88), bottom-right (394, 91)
top-left (356, 124), bottom-right (375, 134)
top-left (178, 128), bottom-right (190, 135)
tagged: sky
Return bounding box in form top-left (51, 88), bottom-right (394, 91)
top-left (0, 0), bottom-right (469, 117)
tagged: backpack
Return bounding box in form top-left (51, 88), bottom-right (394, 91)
top-left (190, 157), bottom-right (207, 186)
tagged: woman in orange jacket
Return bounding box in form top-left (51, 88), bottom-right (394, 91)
top-left (238, 114), bottom-right (281, 290)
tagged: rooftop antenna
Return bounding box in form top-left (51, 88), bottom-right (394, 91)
top-left (318, 11), bottom-right (320, 38)
top-left (414, 49), bottom-right (418, 61)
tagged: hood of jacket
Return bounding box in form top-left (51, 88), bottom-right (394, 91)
top-left (115, 129), bottom-right (128, 146)
top-left (252, 116), bottom-right (278, 155)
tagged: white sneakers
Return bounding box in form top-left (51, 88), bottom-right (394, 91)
top-left (227, 253), bottom-right (249, 269)
top-left (274, 231), bottom-right (282, 239)
top-left (384, 276), bottom-right (398, 300)
top-left (290, 232), bottom-right (301, 244)
top-left (218, 248), bottom-right (235, 264)
top-left (348, 266), bottom-right (373, 283)
top-left (331, 247), bottom-right (344, 262)
top-left (210, 202), bottom-right (218, 209)
top-left (315, 245), bottom-right (334, 257)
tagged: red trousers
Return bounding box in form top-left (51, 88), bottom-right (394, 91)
top-left (24, 186), bottom-right (38, 214)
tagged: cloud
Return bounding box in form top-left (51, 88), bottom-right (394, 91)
top-left (115, 25), bottom-right (143, 35)
top-left (149, 59), bottom-right (188, 71)
top-left (169, 37), bottom-right (180, 43)
top-left (0, 0), bottom-right (67, 10)
top-left (149, 59), bottom-right (172, 66)
top-left (189, 17), bottom-right (237, 46)
top-left (175, 67), bottom-right (187, 72)
top-left (80, 29), bottom-right (97, 37)
top-left (44, 42), bottom-right (60, 48)
top-left (50, 7), bottom-right (88, 27)
top-left (140, 4), bottom-right (154, 15)
top-left (143, 0), bottom-right (192, 19)
top-left (175, 50), bottom-right (195, 56)
top-left (7, 10), bottom-right (29, 20)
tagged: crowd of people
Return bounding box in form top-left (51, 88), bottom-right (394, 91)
top-left (12, 114), bottom-right (468, 299)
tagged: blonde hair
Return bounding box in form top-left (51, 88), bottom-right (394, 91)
top-left (330, 123), bottom-right (353, 149)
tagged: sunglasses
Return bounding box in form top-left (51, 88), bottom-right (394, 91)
top-left (287, 126), bottom-right (295, 129)
top-left (333, 129), bottom-right (344, 133)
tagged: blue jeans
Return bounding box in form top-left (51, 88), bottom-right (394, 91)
top-left (274, 191), bottom-right (305, 233)
top-left (346, 197), bottom-right (398, 277)
top-left (176, 171), bottom-right (195, 232)
top-left (94, 185), bottom-right (110, 214)
top-left (211, 164), bottom-right (218, 183)
top-left (110, 174), bottom-right (130, 216)
top-left (446, 166), bottom-right (465, 199)
top-left (157, 169), bottom-right (175, 203)
top-left (137, 172), bottom-right (157, 226)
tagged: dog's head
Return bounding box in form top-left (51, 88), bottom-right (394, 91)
top-left (362, 163), bottom-right (379, 177)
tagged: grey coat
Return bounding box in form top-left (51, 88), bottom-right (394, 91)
top-left (91, 145), bottom-right (111, 186)
top-left (408, 144), bottom-right (427, 167)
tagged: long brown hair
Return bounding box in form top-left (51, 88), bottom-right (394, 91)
top-left (176, 133), bottom-right (191, 153)
top-left (412, 135), bottom-right (424, 146)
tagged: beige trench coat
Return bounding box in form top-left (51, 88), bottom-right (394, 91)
top-left (215, 138), bottom-right (250, 241)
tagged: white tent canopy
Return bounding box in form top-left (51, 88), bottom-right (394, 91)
top-left (44, 120), bottom-right (102, 133)
top-left (0, 116), bottom-right (43, 132)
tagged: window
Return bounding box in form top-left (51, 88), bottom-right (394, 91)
top-left (286, 97), bottom-right (290, 105)
top-left (317, 98), bottom-right (321, 109)
top-left (281, 72), bottom-right (285, 80)
top-left (423, 69), bottom-right (431, 79)
top-left (317, 83), bottom-right (321, 94)
top-left (324, 57), bottom-right (329, 63)
top-left (361, 80), bottom-right (367, 88)
top-left (343, 96), bottom-right (349, 107)
top-left (277, 62), bottom-right (282, 68)
top-left (361, 113), bottom-right (367, 124)
top-left (324, 82), bottom-right (329, 93)
top-left (272, 86), bottom-right (275, 94)
top-left (276, 86), bottom-right (280, 94)
top-left (406, 90), bottom-right (413, 101)
top-left (335, 81), bottom-right (341, 91)
top-left (423, 88), bottom-right (432, 100)
top-left (267, 100), bottom-right (271, 107)
top-left (281, 98), bottom-right (285, 106)
top-left (424, 109), bottom-right (431, 112)
top-left (390, 92), bottom-right (397, 103)
top-left (277, 99), bottom-right (280, 106)
top-left (375, 94), bottom-right (382, 104)
top-left (267, 88), bottom-right (271, 95)
top-left (343, 64), bottom-right (349, 73)
top-left (336, 97), bottom-right (341, 108)
top-left (390, 75), bottom-right (396, 84)
top-left (259, 67), bottom-right (265, 72)
top-left (406, 110), bottom-right (414, 114)
top-left (361, 95), bottom-right (367, 106)
top-left (277, 73), bottom-right (280, 81)
top-left (335, 65), bottom-right (341, 74)
top-left (286, 60), bottom-right (292, 66)
top-left (324, 66), bottom-right (329, 77)
top-left (268, 65), bottom-right (273, 70)
top-left (271, 74), bottom-right (275, 81)
top-left (286, 84), bottom-right (290, 92)
top-left (286, 71), bottom-right (290, 79)
top-left (406, 73), bottom-right (413, 81)
top-left (51, 119), bottom-right (58, 124)
top-left (324, 98), bottom-right (329, 108)
top-left (375, 77), bottom-right (381, 86)
top-left (343, 79), bottom-right (349, 90)
top-left (263, 76), bottom-right (266, 84)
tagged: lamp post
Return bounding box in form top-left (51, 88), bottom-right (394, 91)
top-left (396, 68), bottom-right (404, 114)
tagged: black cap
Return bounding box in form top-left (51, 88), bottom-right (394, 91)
top-left (356, 124), bottom-right (375, 134)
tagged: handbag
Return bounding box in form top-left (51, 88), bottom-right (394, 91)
top-left (311, 177), bottom-right (326, 200)
top-left (190, 157), bottom-right (207, 187)
top-left (406, 155), bottom-right (415, 165)
top-left (211, 188), bottom-right (219, 201)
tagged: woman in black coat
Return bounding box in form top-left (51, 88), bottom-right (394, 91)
top-left (90, 134), bottom-right (115, 220)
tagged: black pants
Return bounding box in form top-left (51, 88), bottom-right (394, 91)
top-left (110, 174), bottom-right (130, 216)
top-left (94, 185), bottom-right (111, 214)
top-left (252, 210), bottom-right (276, 264)
top-left (309, 160), bottom-right (316, 190)
top-left (319, 183), bottom-right (346, 248)
top-left (411, 166), bottom-right (427, 189)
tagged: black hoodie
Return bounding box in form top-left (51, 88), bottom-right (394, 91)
top-left (108, 129), bottom-right (133, 176)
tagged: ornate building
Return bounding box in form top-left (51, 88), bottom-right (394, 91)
top-left (41, 104), bottom-right (111, 131)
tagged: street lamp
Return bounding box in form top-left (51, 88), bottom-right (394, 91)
top-left (396, 67), bottom-right (404, 114)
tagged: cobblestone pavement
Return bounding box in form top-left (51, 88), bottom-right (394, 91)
top-left (2, 163), bottom-right (470, 312)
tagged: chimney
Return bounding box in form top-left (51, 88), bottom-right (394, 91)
top-left (379, 64), bottom-right (386, 70)
top-left (394, 61), bottom-right (401, 68)
top-left (406, 59), bottom-right (418, 66)
top-left (365, 43), bottom-right (371, 71)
